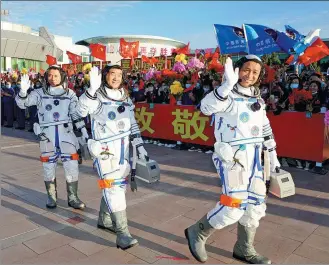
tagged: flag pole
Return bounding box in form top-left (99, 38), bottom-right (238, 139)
top-left (141, 56), bottom-right (143, 71)
top-left (242, 24), bottom-right (250, 55)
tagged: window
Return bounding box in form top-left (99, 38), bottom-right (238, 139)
top-left (11, 57), bottom-right (18, 71)
top-left (35, 61), bottom-right (41, 72)
top-left (0, 56), bottom-right (5, 72)
top-left (8, 57), bottom-right (42, 72)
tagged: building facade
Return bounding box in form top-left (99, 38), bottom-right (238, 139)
top-left (0, 21), bottom-right (88, 72)
top-left (75, 35), bottom-right (187, 65)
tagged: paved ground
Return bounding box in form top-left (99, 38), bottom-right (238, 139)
top-left (2, 127), bottom-right (329, 264)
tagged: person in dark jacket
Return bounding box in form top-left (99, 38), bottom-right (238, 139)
top-left (2, 81), bottom-right (15, 128)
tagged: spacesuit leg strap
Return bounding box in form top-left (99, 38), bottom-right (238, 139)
top-left (248, 145), bottom-right (262, 189)
top-left (98, 178), bottom-right (128, 189)
top-left (219, 194), bottom-right (247, 209)
top-left (119, 137), bottom-right (125, 165)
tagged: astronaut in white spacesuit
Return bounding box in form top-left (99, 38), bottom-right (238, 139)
top-left (76, 65), bottom-right (148, 250)
top-left (15, 66), bottom-right (87, 210)
top-left (184, 55), bottom-right (280, 264)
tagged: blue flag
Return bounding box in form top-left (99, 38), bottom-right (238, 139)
top-left (243, 24), bottom-right (282, 55)
top-left (213, 24), bottom-right (247, 54)
top-left (276, 31), bottom-right (297, 54)
top-left (284, 25), bottom-right (305, 42)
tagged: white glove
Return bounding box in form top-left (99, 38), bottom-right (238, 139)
top-left (131, 138), bottom-right (148, 160)
top-left (33, 122), bottom-right (41, 136)
top-left (137, 145), bottom-right (148, 160)
top-left (218, 57), bottom-right (239, 98)
top-left (264, 139), bottom-right (281, 173)
top-left (224, 57), bottom-right (239, 86)
top-left (88, 66), bottom-right (101, 97)
top-left (131, 137), bottom-right (144, 147)
top-left (214, 142), bottom-right (234, 163)
top-left (269, 150), bottom-right (281, 173)
top-left (20, 74), bottom-right (31, 97)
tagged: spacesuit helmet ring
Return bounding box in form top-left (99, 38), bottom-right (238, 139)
top-left (44, 65), bottom-right (67, 89)
top-left (234, 55), bottom-right (265, 86)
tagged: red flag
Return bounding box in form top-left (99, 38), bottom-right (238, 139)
top-left (66, 51), bottom-right (82, 64)
top-left (297, 38), bottom-right (329, 66)
top-left (263, 65), bottom-right (276, 83)
top-left (141, 55), bottom-right (149, 63)
top-left (191, 71), bottom-right (199, 82)
top-left (169, 94), bottom-right (177, 105)
top-left (184, 83), bottom-right (196, 93)
top-left (208, 58), bottom-right (224, 73)
top-left (148, 57), bottom-right (159, 65)
top-left (173, 43), bottom-right (190, 55)
top-left (46, 55), bottom-right (57, 65)
top-left (119, 38), bottom-right (139, 59)
top-left (90, 43), bottom-right (106, 61)
top-left (204, 52), bottom-right (212, 60)
top-left (285, 55), bottom-right (294, 65)
top-left (141, 56), bottom-right (158, 66)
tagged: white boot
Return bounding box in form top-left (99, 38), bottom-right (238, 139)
top-left (110, 210), bottom-right (138, 250)
top-left (233, 223), bottom-right (271, 264)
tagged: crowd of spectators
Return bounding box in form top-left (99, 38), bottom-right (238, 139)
top-left (2, 63), bottom-right (329, 169)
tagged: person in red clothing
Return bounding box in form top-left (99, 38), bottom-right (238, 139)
top-left (139, 78), bottom-right (145, 90)
top-left (307, 80), bottom-right (324, 114)
top-left (288, 76), bottom-right (312, 112)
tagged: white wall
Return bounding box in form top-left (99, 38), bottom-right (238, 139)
top-left (1, 21), bottom-right (31, 34)
top-left (53, 35), bottom-right (89, 64)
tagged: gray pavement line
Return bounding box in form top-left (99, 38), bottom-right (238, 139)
top-left (127, 191), bottom-right (165, 206)
top-left (159, 163), bottom-right (215, 175)
top-left (127, 182), bottom-right (194, 206)
top-left (1, 227), bottom-right (40, 241)
top-left (1, 143), bottom-right (38, 150)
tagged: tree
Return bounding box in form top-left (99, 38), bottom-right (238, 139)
top-left (309, 62), bottom-right (321, 72)
top-left (261, 53), bottom-right (281, 66)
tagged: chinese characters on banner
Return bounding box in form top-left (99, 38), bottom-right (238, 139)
top-left (134, 103), bottom-right (214, 146)
top-left (135, 106), bottom-right (155, 134)
top-left (225, 39), bottom-right (246, 52)
top-left (61, 61), bottom-right (112, 72)
top-left (105, 44), bottom-right (176, 57)
top-left (254, 38), bottom-right (278, 54)
top-left (134, 103), bottom-right (328, 162)
top-left (121, 54), bottom-right (195, 71)
top-left (107, 44), bottom-right (115, 54)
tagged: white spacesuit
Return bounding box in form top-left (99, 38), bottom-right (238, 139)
top-left (15, 66), bottom-right (87, 210)
top-left (76, 65), bottom-right (147, 250)
top-left (185, 56), bottom-right (280, 264)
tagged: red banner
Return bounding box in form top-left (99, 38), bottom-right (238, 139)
top-left (267, 112), bottom-right (329, 162)
top-left (135, 103), bottom-right (215, 146)
top-left (135, 103), bottom-right (329, 162)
